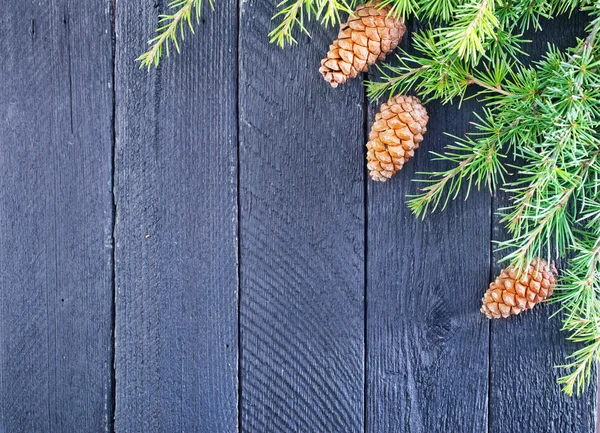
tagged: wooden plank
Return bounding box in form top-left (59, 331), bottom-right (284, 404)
top-left (489, 254), bottom-right (597, 433)
top-left (490, 202), bottom-right (598, 433)
top-left (113, 0), bottom-right (238, 431)
top-left (489, 14), bottom-right (597, 432)
top-left (238, 2), bottom-right (365, 431)
top-left (0, 1), bottom-right (114, 431)
top-left (366, 23), bottom-right (490, 431)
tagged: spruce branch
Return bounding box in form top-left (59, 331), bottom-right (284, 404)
top-left (138, 0), bottom-right (212, 69)
top-left (435, 0), bottom-right (499, 63)
top-left (408, 109), bottom-right (508, 216)
top-left (268, 0), bottom-right (355, 47)
top-left (554, 231), bottom-right (600, 395)
top-left (376, 0), bottom-right (420, 20)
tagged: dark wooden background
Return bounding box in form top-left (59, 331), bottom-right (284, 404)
top-left (1, 1), bottom-right (598, 432)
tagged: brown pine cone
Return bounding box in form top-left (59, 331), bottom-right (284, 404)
top-left (319, 3), bottom-right (406, 88)
top-left (366, 95), bottom-right (428, 181)
top-left (481, 259), bottom-right (557, 319)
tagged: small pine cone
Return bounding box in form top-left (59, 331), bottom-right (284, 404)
top-left (319, 3), bottom-right (406, 88)
top-left (481, 259), bottom-right (557, 319)
top-left (366, 95), bottom-right (428, 181)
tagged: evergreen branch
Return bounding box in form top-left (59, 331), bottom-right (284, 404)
top-left (555, 231), bottom-right (600, 395)
top-left (408, 154), bottom-right (477, 217)
top-left (500, 181), bottom-right (578, 266)
top-left (366, 31), bottom-right (479, 103)
top-left (436, 0), bottom-right (499, 64)
top-left (377, 0), bottom-right (420, 19)
top-left (135, 0), bottom-right (600, 397)
top-left (466, 74), bottom-right (514, 96)
top-left (408, 109), bottom-right (508, 216)
top-left (366, 26), bottom-right (519, 102)
top-left (558, 337), bottom-right (600, 396)
top-left (582, 12), bottom-right (600, 50)
top-left (138, 0), bottom-right (212, 69)
top-left (383, 3), bottom-right (600, 394)
top-left (268, 0), bottom-right (354, 47)
top-left (269, 0), bottom-right (307, 46)
top-left (500, 154), bottom-right (596, 268)
top-left (419, 0), bottom-right (466, 21)
top-left (554, 0), bottom-right (593, 15)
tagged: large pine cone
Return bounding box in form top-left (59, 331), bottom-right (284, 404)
top-left (366, 95), bottom-right (428, 181)
top-left (481, 259), bottom-right (557, 319)
top-left (319, 3), bottom-right (406, 88)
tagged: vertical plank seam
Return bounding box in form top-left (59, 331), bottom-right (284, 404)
top-left (487, 193), bottom-right (493, 433)
top-left (64, 7), bottom-right (74, 134)
top-left (362, 78), bottom-right (369, 433)
top-left (110, 0), bottom-right (118, 431)
top-left (236, 0), bottom-right (242, 430)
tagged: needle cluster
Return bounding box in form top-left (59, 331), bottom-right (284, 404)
top-left (138, 0), bottom-right (213, 69)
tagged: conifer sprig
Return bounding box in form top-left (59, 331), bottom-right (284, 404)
top-left (268, 0), bottom-right (355, 47)
top-left (408, 110), bottom-right (508, 217)
top-left (138, 0), bottom-right (212, 69)
top-left (139, 0), bottom-right (591, 66)
top-left (436, 0), bottom-right (499, 64)
top-left (554, 230), bottom-right (600, 395)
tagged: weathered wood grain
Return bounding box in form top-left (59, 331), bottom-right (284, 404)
top-left (0, 1), bottom-right (114, 431)
top-left (489, 247), bottom-right (597, 433)
top-left (366, 22), bottom-right (490, 432)
top-left (489, 14), bottom-right (597, 432)
top-left (114, 0), bottom-right (238, 431)
top-left (239, 2), bottom-right (365, 431)
top-left (490, 200), bottom-right (598, 433)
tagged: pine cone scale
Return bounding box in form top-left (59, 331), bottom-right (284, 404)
top-left (366, 95), bottom-right (429, 182)
top-left (320, 3), bottom-right (406, 88)
top-left (481, 259), bottom-right (557, 319)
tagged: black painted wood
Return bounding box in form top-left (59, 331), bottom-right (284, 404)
top-left (489, 13), bottom-right (597, 433)
top-left (0, 1), bottom-right (114, 431)
top-left (238, 2), bottom-right (366, 431)
top-left (366, 23), bottom-right (491, 430)
top-left (113, 0), bottom-right (238, 431)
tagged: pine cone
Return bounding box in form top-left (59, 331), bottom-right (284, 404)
top-left (481, 259), bottom-right (557, 319)
top-left (319, 3), bottom-right (406, 88)
top-left (366, 95), bottom-right (428, 181)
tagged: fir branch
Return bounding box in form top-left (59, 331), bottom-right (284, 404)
top-left (466, 74), bottom-right (514, 96)
top-left (436, 0), bottom-right (499, 64)
top-left (418, 0), bottom-right (466, 21)
top-left (268, 0), bottom-right (354, 47)
top-left (138, 0), bottom-right (212, 69)
top-left (376, 0), bottom-right (421, 19)
top-left (408, 109), bottom-right (508, 216)
top-left (555, 231), bottom-right (600, 395)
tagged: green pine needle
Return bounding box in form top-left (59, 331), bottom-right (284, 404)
top-left (268, 0), bottom-right (355, 47)
top-left (138, 0), bottom-right (213, 69)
